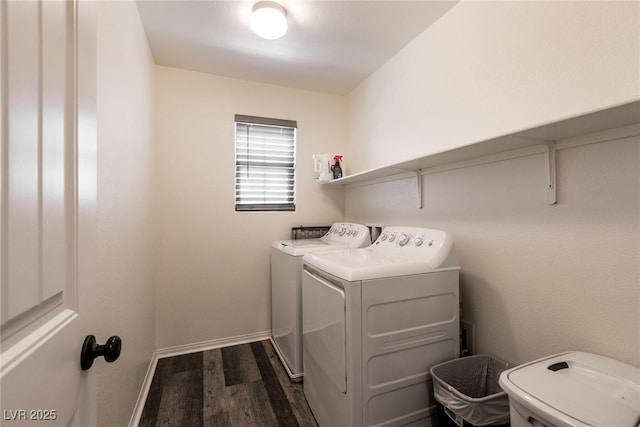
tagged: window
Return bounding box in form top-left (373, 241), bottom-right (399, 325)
top-left (234, 115), bottom-right (297, 211)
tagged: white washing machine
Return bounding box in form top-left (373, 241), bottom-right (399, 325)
top-left (271, 223), bottom-right (371, 381)
top-left (302, 226), bottom-right (460, 427)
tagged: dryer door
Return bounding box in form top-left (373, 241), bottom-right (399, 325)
top-left (302, 269), bottom-right (347, 393)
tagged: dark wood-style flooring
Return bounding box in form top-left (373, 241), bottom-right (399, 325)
top-left (139, 339), bottom-right (317, 427)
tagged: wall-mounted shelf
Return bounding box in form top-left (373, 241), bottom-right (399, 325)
top-left (323, 100), bottom-right (640, 206)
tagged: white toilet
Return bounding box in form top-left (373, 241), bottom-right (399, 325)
top-left (499, 351), bottom-right (640, 427)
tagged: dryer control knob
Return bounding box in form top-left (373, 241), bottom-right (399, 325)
top-left (388, 234), bottom-right (396, 242)
top-left (338, 227), bottom-right (346, 236)
top-left (399, 234), bottom-right (410, 246)
top-left (414, 237), bottom-right (424, 246)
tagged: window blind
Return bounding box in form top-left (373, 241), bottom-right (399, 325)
top-left (234, 115), bottom-right (297, 211)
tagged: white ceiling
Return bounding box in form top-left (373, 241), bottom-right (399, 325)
top-left (136, 1), bottom-right (458, 95)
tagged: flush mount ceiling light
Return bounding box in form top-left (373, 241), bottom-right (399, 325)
top-left (251, 1), bottom-right (288, 40)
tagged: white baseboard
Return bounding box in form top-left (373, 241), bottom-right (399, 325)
top-left (155, 330), bottom-right (271, 360)
top-left (128, 353), bottom-right (159, 427)
top-left (128, 330), bottom-right (271, 427)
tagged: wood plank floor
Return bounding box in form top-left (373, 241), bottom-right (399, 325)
top-left (139, 340), bottom-right (317, 427)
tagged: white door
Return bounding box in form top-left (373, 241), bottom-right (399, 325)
top-left (1, 0), bottom-right (98, 425)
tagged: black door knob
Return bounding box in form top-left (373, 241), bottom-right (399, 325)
top-left (81, 335), bottom-right (122, 370)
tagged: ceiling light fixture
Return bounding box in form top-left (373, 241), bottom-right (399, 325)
top-left (251, 1), bottom-right (287, 40)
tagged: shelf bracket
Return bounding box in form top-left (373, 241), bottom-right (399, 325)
top-left (513, 134), bottom-right (557, 205)
top-left (545, 141), bottom-right (557, 205)
top-left (416, 170), bottom-right (423, 209)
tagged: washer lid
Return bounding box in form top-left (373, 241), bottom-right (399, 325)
top-left (499, 352), bottom-right (640, 427)
top-left (273, 239), bottom-right (339, 256)
top-left (272, 222), bottom-right (371, 256)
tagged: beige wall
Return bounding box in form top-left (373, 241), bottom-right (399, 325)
top-left (347, 1), bottom-right (640, 173)
top-left (346, 133), bottom-right (640, 367)
top-left (344, 1), bottom-right (640, 366)
top-left (91, 6), bottom-right (640, 425)
top-left (153, 66), bottom-right (346, 349)
top-left (96, 1), bottom-right (155, 426)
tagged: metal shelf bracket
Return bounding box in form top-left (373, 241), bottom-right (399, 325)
top-left (545, 141), bottom-right (557, 205)
top-left (512, 135), bottom-right (557, 205)
top-left (416, 170), bottom-right (423, 209)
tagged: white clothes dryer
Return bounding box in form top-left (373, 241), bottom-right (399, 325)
top-left (271, 223), bottom-right (371, 381)
top-left (302, 226), bottom-right (460, 427)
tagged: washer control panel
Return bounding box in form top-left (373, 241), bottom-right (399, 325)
top-left (372, 226), bottom-right (450, 262)
top-left (377, 229), bottom-right (434, 248)
top-left (322, 223), bottom-right (372, 246)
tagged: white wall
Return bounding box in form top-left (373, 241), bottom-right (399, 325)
top-left (347, 1), bottom-right (640, 173)
top-left (346, 133), bottom-right (640, 367)
top-left (153, 66), bottom-right (346, 349)
top-left (90, 5), bottom-right (639, 423)
top-left (345, 1), bottom-right (640, 366)
top-left (96, 1), bottom-right (155, 426)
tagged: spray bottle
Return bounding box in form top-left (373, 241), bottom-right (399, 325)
top-left (332, 155), bottom-right (343, 179)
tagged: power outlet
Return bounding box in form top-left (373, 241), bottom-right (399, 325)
top-left (460, 320), bottom-right (475, 357)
